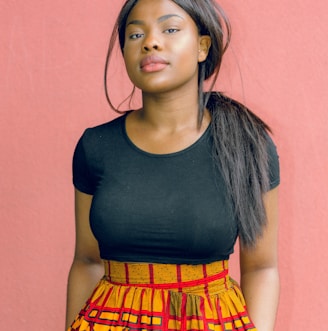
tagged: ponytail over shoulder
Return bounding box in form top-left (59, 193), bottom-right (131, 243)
top-left (206, 92), bottom-right (271, 247)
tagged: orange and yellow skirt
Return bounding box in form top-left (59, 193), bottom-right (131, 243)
top-left (68, 260), bottom-right (256, 331)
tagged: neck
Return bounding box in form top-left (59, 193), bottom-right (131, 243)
top-left (140, 88), bottom-right (201, 132)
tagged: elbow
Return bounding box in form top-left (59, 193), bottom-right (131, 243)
top-left (241, 261), bottom-right (280, 281)
top-left (240, 265), bottom-right (280, 292)
top-left (72, 254), bottom-right (103, 267)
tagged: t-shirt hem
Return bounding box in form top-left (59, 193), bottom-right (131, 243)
top-left (73, 181), bottom-right (94, 195)
top-left (269, 179), bottom-right (280, 190)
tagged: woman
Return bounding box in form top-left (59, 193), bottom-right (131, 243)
top-left (66, 0), bottom-right (280, 330)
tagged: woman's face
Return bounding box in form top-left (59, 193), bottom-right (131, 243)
top-left (122, 0), bottom-right (210, 95)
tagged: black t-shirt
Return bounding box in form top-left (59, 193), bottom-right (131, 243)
top-left (73, 114), bottom-right (280, 264)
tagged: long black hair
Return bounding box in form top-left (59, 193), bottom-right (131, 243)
top-left (104, 0), bottom-right (271, 247)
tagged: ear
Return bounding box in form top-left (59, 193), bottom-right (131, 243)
top-left (198, 35), bottom-right (211, 62)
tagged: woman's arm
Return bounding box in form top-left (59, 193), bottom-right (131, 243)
top-left (240, 187), bottom-right (280, 331)
top-left (65, 189), bottom-right (104, 329)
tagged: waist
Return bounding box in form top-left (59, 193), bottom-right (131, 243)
top-left (103, 260), bottom-right (230, 290)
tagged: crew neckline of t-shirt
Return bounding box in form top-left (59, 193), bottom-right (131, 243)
top-left (121, 113), bottom-right (211, 158)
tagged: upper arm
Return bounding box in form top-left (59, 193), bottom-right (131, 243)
top-left (240, 187), bottom-right (279, 273)
top-left (74, 188), bottom-right (101, 263)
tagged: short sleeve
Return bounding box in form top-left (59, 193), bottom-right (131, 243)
top-left (72, 131), bottom-right (97, 195)
top-left (266, 134), bottom-right (280, 190)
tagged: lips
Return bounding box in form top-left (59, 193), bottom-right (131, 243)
top-left (140, 55), bottom-right (169, 72)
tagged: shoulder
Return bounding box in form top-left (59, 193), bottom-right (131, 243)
top-left (81, 113), bottom-right (126, 143)
top-left (72, 114), bottom-right (128, 194)
top-left (265, 133), bottom-right (280, 190)
top-left (74, 113), bottom-right (127, 167)
top-left (265, 132), bottom-right (279, 156)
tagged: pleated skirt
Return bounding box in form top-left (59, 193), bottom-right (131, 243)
top-left (68, 260), bottom-right (256, 331)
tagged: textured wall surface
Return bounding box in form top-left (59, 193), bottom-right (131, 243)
top-left (1, 1), bottom-right (327, 330)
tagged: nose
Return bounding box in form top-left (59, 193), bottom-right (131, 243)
top-left (143, 44), bottom-right (159, 52)
top-left (142, 32), bottom-right (160, 52)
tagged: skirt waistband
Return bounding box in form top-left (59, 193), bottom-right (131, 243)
top-left (103, 260), bottom-right (229, 289)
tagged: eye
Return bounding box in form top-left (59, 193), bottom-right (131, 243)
top-left (128, 33), bottom-right (144, 40)
top-left (164, 28), bottom-right (179, 34)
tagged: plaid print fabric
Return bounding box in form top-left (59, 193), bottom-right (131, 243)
top-left (69, 260), bottom-right (256, 331)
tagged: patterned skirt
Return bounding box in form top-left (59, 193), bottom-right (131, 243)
top-left (68, 260), bottom-right (256, 331)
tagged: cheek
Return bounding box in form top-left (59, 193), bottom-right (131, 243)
top-left (123, 53), bottom-right (141, 85)
top-left (173, 34), bottom-right (199, 59)
top-left (123, 50), bottom-right (138, 72)
top-left (174, 43), bottom-right (199, 69)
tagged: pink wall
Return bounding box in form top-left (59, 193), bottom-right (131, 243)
top-left (1, 1), bottom-right (327, 329)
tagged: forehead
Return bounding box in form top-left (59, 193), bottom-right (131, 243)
top-left (127, 0), bottom-right (189, 22)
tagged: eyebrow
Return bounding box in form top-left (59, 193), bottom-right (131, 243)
top-left (127, 14), bottom-right (184, 26)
